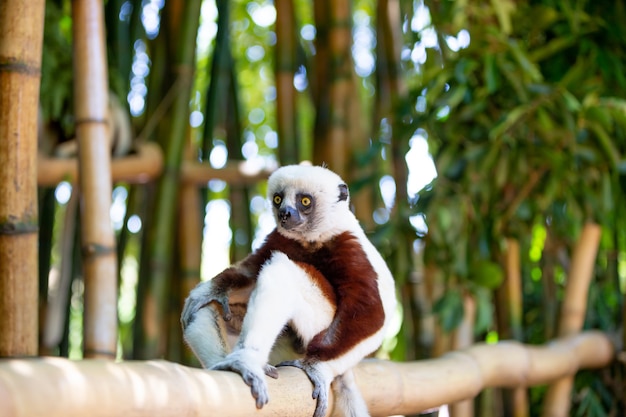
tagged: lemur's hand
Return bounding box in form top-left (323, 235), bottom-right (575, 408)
top-left (279, 359), bottom-right (333, 417)
top-left (181, 281), bottom-right (231, 329)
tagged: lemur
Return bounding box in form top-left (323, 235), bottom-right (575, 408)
top-left (181, 165), bottom-right (397, 417)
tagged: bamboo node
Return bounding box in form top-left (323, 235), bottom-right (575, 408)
top-left (0, 60), bottom-right (41, 76)
top-left (82, 243), bottom-right (116, 257)
top-left (74, 117), bottom-right (110, 127)
top-left (0, 219), bottom-right (38, 235)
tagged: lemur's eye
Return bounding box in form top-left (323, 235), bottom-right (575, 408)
top-left (273, 194), bottom-right (282, 205)
top-left (301, 196), bottom-right (311, 207)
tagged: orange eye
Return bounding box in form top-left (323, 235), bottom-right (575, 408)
top-left (273, 195), bottom-right (282, 205)
top-left (301, 196), bottom-right (311, 207)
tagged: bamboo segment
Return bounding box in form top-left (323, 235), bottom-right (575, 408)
top-left (138, 0), bottom-right (202, 359)
top-left (503, 238), bottom-right (529, 417)
top-left (541, 222), bottom-right (602, 417)
top-left (72, 0), bottom-right (118, 359)
top-left (0, 331), bottom-right (613, 417)
top-left (312, 0), bottom-right (351, 175)
top-left (275, 0), bottom-right (299, 164)
top-left (449, 294), bottom-right (477, 417)
top-left (37, 142), bottom-right (164, 186)
top-left (0, 0), bottom-right (45, 357)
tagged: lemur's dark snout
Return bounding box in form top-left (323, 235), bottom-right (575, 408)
top-left (278, 206), bottom-right (301, 229)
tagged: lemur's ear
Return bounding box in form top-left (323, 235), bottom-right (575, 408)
top-left (338, 184), bottom-right (349, 201)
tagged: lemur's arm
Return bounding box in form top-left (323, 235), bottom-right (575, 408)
top-left (181, 231), bottom-right (281, 328)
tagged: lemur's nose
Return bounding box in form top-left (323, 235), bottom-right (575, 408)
top-left (278, 208), bottom-right (291, 221)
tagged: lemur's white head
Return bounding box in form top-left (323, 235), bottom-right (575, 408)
top-left (267, 165), bottom-right (352, 242)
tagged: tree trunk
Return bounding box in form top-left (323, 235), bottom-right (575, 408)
top-left (72, 0), bottom-right (118, 359)
top-left (0, 0), bottom-right (45, 357)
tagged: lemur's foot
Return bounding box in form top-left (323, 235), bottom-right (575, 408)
top-left (279, 359), bottom-right (331, 417)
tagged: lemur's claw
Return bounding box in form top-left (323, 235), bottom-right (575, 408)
top-left (278, 360), bottom-right (330, 417)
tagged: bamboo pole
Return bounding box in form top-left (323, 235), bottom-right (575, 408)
top-left (137, 0), bottom-right (202, 359)
top-left (72, 0), bottom-right (118, 359)
top-left (177, 145), bottom-right (203, 365)
top-left (541, 222), bottom-right (602, 417)
top-left (0, 0), bottom-right (45, 357)
top-left (0, 331), bottom-right (613, 417)
top-left (37, 142), bottom-right (164, 186)
top-left (312, 0), bottom-right (351, 176)
top-left (275, 0), bottom-right (299, 164)
top-left (503, 238), bottom-right (529, 417)
top-left (449, 293), bottom-right (476, 417)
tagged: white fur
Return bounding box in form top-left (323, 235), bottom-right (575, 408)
top-left (235, 252), bottom-right (336, 360)
top-left (183, 307), bottom-right (228, 368)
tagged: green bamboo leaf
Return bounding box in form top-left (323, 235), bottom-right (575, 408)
top-left (529, 36), bottom-right (577, 63)
top-left (469, 259), bottom-right (504, 289)
top-left (483, 53), bottom-right (499, 94)
top-left (508, 39), bottom-right (543, 82)
top-left (473, 287), bottom-right (494, 334)
top-left (489, 104), bottom-right (532, 140)
top-left (561, 90), bottom-right (581, 112)
top-left (586, 120), bottom-right (621, 169)
top-left (598, 97), bottom-right (626, 130)
top-left (439, 85), bottom-right (468, 110)
top-left (433, 290), bottom-right (464, 332)
top-left (601, 172), bottom-right (613, 213)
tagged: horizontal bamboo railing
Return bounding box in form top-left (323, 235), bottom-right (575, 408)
top-left (0, 331), bottom-right (614, 417)
top-left (37, 143), bottom-right (274, 186)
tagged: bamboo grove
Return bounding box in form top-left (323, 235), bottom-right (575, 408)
top-left (1, 0), bottom-right (626, 416)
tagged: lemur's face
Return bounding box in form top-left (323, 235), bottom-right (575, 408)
top-left (271, 191), bottom-right (315, 231)
top-left (267, 165), bottom-right (350, 241)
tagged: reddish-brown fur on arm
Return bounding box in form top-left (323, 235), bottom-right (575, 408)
top-left (304, 232), bottom-right (385, 361)
top-left (211, 231), bottom-right (283, 294)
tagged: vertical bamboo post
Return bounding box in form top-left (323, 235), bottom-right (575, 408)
top-left (0, 0), bottom-right (45, 357)
top-left (312, 0), bottom-right (351, 176)
top-left (541, 222), bottom-right (602, 417)
top-left (138, 0), bottom-right (202, 359)
top-left (72, 0), bottom-right (118, 359)
top-left (503, 238), bottom-right (528, 417)
top-left (275, 0), bottom-right (299, 164)
top-left (449, 293), bottom-right (476, 417)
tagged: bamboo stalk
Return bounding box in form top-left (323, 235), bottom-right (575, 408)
top-left (138, 0), bottom-right (202, 359)
top-left (275, 0), bottom-right (299, 164)
top-left (37, 142), bottom-right (164, 186)
top-left (502, 238), bottom-right (529, 417)
top-left (450, 293), bottom-right (477, 417)
top-left (177, 145), bottom-right (203, 365)
top-left (72, 0), bottom-right (118, 359)
top-left (0, 331), bottom-right (613, 417)
top-left (201, 0), bottom-right (231, 159)
top-left (0, 0), bottom-right (45, 357)
top-left (312, 0), bottom-right (351, 175)
top-left (41, 191), bottom-right (79, 352)
top-left (541, 222), bottom-right (602, 417)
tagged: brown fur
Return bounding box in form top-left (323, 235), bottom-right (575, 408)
top-left (210, 229), bottom-right (385, 362)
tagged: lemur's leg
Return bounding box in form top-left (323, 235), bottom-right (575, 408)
top-left (181, 281), bottom-right (252, 368)
top-left (331, 370), bottom-right (370, 417)
top-left (212, 252), bottom-right (335, 409)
